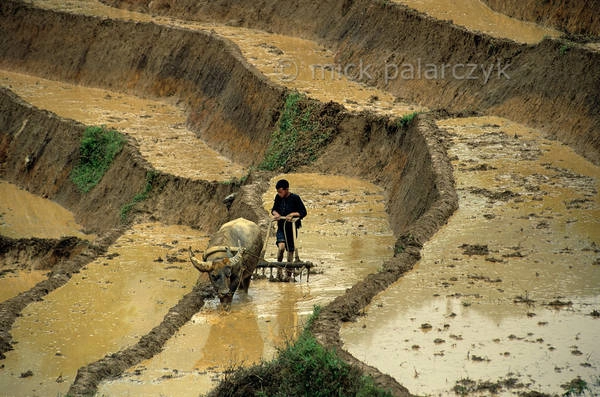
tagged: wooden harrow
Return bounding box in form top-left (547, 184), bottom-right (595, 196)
top-left (255, 218), bottom-right (314, 281)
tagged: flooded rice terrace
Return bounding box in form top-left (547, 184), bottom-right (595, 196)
top-left (0, 222), bottom-right (207, 397)
top-left (393, 0), bottom-right (561, 44)
top-left (1, 0), bottom-right (599, 396)
top-left (0, 2), bottom-right (397, 394)
top-left (97, 173), bottom-right (394, 396)
top-left (0, 172), bottom-right (394, 397)
top-left (0, 70), bottom-right (246, 182)
top-left (29, 0), bottom-right (422, 118)
top-left (0, 182), bottom-right (90, 242)
top-left (342, 116), bottom-right (600, 396)
top-left (0, 121), bottom-right (395, 396)
top-left (0, 181), bottom-right (93, 303)
top-left (0, 28), bottom-right (395, 396)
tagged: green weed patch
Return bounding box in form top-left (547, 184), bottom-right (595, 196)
top-left (259, 92), bottom-right (335, 171)
top-left (394, 112), bottom-right (418, 130)
top-left (70, 126), bottom-right (125, 193)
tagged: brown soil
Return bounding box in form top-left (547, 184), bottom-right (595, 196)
top-left (482, 0), bottom-right (600, 36)
top-left (0, 235), bottom-right (98, 360)
top-left (0, 0), bottom-right (596, 396)
top-left (105, 0), bottom-right (600, 166)
top-left (0, 235), bottom-right (88, 270)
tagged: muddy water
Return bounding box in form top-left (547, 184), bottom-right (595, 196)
top-left (29, 0), bottom-right (423, 118)
top-left (202, 26), bottom-right (423, 117)
top-left (97, 173), bottom-right (395, 396)
top-left (394, 0), bottom-right (561, 43)
top-left (0, 223), bottom-right (207, 396)
top-left (342, 116), bottom-right (600, 396)
top-left (0, 70), bottom-right (246, 182)
top-left (0, 180), bottom-right (93, 303)
top-left (0, 271), bottom-right (48, 304)
top-left (0, 181), bottom-right (90, 240)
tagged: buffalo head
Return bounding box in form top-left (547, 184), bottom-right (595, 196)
top-left (189, 246), bottom-right (247, 307)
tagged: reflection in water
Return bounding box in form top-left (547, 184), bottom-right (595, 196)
top-left (99, 285), bottom-right (302, 397)
top-left (342, 117), bottom-right (600, 395)
top-left (0, 223), bottom-right (208, 397)
top-left (98, 173), bottom-right (395, 396)
top-left (193, 308), bottom-right (264, 371)
top-left (394, 0), bottom-right (561, 43)
top-left (0, 70), bottom-right (246, 181)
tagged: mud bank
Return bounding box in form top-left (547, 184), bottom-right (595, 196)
top-left (0, 0), bottom-right (284, 167)
top-left (0, 237), bottom-right (103, 358)
top-left (0, 87), bottom-right (148, 233)
top-left (0, 235), bottom-right (88, 271)
top-left (307, 115), bottom-right (457, 396)
top-left (107, 0), bottom-right (600, 166)
top-left (0, 86), bottom-right (238, 232)
top-left (67, 280), bottom-right (216, 396)
top-left (482, 0), bottom-right (600, 36)
top-left (0, 234), bottom-right (95, 359)
top-left (0, 0), bottom-right (453, 235)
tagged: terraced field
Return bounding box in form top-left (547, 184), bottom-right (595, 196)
top-left (1, 0), bottom-right (598, 396)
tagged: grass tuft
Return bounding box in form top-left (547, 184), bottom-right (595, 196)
top-left (259, 92), bottom-right (334, 171)
top-left (561, 377), bottom-right (590, 396)
top-left (70, 126), bottom-right (125, 193)
top-left (395, 112), bottom-right (418, 130)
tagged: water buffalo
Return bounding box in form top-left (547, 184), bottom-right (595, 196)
top-left (189, 217), bottom-right (263, 307)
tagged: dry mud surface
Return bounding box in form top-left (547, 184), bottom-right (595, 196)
top-left (0, 0), bottom-right (599, 396)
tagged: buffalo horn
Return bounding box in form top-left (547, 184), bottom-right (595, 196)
top-left (229, 247), bottom-right (246, 266)
top-left (189, 247), bottom-right (214, 272)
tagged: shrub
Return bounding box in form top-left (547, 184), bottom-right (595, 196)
top-left (70, 126), bottom-right (125, 192)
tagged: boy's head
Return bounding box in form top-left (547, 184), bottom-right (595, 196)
top-left (276, 179), bottom-right (290, 197)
